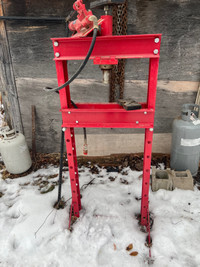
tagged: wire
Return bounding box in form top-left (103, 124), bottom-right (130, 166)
top-left (71, 100), bottom-right (88, 155)
top-left (44, 27), bottom-right (98, 92)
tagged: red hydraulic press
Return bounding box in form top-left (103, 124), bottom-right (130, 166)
top-left (45, 0), bottom-right (161, 230)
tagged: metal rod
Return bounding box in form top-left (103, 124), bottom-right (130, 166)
top-left (0, 16), bottom-right (66, 21)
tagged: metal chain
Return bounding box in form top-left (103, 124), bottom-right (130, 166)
top-left (109, 0), bottom-right (127, 102)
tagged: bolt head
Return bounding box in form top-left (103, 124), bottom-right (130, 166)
top-left (149, 128), bottom-right (154, 132)
top-left (55, 52), bottom-right (60, 57)
top-left (154, 38), bottom-right (159, 43)
top-left (136, 121), bottom-right (139, 124)
top-left (68, 111), bottom-right (71, 114)
top-left (54, 41), bottom-right (59, 47)
top-left (153, 49), bottom-right (159, 55)
top-left (76, 120), bottom-right (79, 123)
top-left (144, 111), bottom-right (147, 115)
top-left (62, 127), bottom-right (66, 132)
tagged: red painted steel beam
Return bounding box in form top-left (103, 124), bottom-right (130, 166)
top-left (61, 103), bottom-right (154, 128)
top-left (141, 129), bottom-right (154, 226)
top-left (51, 34), bottom-right (161, 61)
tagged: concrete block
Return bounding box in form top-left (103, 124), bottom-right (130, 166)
top-left (171, 169), bottom-right (194, 191)
top-left (151, 167), bottom-right (194, 191)
top-left (151, 167), bottom-right (173, 192)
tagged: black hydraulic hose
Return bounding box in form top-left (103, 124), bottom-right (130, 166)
top-left (56, 99), bottom-right (87, 208)
top-left (55, 21), bottom-right (71, 208)
top-left (44, 27), bottom-right (98, 92)
top-left (83, 127), bottom-right (87, 141)
top-left (53, 17), bottom-right (98, 207)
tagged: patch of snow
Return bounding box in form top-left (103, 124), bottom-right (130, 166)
top-left (0, 165), bottom-right (200, 266)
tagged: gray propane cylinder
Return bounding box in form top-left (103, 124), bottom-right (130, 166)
top-left (0, 129), bottom-right (32, 174)
top-left (170, 104), bottom-right (200, 176)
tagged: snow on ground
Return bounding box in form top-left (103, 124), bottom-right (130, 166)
top-left (0, 165), bottom-right (200, 267)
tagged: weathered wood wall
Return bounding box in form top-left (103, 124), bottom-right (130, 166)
top-left (0, 0), bottom-right (199, 154)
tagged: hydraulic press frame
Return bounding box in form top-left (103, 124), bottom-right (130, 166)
top-left (51, 33), bottom-right (161, 227)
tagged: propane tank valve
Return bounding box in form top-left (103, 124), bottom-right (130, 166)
top-left (88, 15), bottom-right (99, 29)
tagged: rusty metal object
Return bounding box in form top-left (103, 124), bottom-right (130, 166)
top-left (109, 0), bottom-right (127, 102)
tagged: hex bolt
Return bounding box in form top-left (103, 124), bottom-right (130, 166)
top-left (55, 52), bottom-right (60, 57)
top-left (68, 111), bottom-right (71, 114)
top-left (153, 49), bottom-right (159, 55)
top-left (149, 128), bottom-right (154, 132)
top-left (62, 127), bottom-right (66, 132)
top-left (154, 38), bottom-right (159, 43)
top-left (76, 120), bottom-right (79, 123)
top-left (54, 41), bottom-right (59, 47)
top-left (72, 147), bottom-right (74, 150)
top-left (136, 121), bottom-right (139, 124)
top-left (71, 134), bottom-right (73, 137)
top-left (144, 111), bottom-right (147, 115)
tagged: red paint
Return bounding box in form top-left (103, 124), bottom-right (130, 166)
top-left (68, 0), bottom-right (93, 34)
top-left (52, 33), bottom-right (161, 228)
top-left (52, 34), bottom-right (161, 60)
top-left (61, 104), bottom-right (154, 128)
top-left (100, 15), bottom-right (113, 36)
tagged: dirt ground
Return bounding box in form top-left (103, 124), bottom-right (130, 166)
top-left (0, 152), bottom-right (170, 179)
top-left (1, 152), bottom-right (200, 187)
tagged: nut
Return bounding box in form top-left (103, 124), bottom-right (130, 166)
top-left (153, 49), bottom-right (159, 55)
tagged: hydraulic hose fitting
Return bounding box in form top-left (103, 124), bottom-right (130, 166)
top-left (89, 15), bottom-right (99, 30)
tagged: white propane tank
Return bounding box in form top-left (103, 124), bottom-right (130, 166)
top-left (0, 129), bottom-right (32, 174)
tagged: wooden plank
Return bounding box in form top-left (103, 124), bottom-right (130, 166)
top-left (14, 77), bottom-right (196, 152)
top-left (71, 133), bottom-right (172, 156)
top-left (0, 3), bottom-right (23, 132)
top-left (195, 82), bottom-right (200, 105)
top-left (1, 0), bottom-right (199, 154)
top-left (4, 0), bottom-right (200, 81)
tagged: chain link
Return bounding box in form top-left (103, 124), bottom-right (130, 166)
top-left (109, 0), bottom-right (127, 102)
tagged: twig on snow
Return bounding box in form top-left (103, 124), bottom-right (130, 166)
top-left (34, 209), bottom-right (55, 238)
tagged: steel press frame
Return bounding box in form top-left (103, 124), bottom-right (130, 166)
top-left (51, 34), bottom-right (161, 227)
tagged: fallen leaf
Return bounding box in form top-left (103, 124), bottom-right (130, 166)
top-left (126, 244), bottom-right (133, 251)
top-left (130, 251), bottom-right (138, 256)
top-left (113, 243), bottom-right (117, 250)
